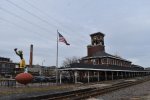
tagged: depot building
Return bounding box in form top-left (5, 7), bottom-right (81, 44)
top-left (59, 32), bottom-right (150, 83)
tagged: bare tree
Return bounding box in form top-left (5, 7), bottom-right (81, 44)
top-left (60, 56), bottom-right (80, 83)
top-left (62, 56), bottom-right (80, 68)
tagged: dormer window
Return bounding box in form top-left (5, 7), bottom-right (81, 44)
top-left (92, 59), bottom-right (96, 65)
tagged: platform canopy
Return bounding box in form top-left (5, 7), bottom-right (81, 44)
top-left (60, 63), bottom-right (149, 72)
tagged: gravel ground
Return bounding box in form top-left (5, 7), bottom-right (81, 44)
top-left (0, 83), bottom-right (78, 100)
top-left (95, 80), bottom-right (150, 100)
top-left (0, 87), bottom-right (73, 100)
top-left (1, 78), bottom-right (150, 100)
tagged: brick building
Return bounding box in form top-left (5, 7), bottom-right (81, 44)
top-left (81, 32), bottom-right (132, 67)
top-left (0, 57), bottom-right (16, 78)
top-left (59, 32), bottom-right (150, 84)
top-left (27, 65), bottom-right (56, 76)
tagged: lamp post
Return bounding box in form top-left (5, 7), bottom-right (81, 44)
top-left (42, 60), bottom-right (45, 66)
top-left (40, 60), bottom-right (45, 76)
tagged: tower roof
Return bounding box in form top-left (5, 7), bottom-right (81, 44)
top-left (90, 32), bottom-right (105, 37)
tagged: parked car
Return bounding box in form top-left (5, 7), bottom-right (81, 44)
top-left (32, 76), bottom-right (47, 83)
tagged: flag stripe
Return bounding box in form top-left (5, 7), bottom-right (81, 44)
top-left (58, 31), bottom-right (70, 45)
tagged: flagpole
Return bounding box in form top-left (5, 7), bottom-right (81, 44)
top-left (56, 30), bottom-right (59, 84)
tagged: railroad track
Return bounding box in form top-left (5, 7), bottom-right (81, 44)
top-left (20, 77), bottom-right (150, 100)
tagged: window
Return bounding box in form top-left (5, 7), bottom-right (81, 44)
top-left (93, 59), bottom-right (96, 65)
top-left (102, 58), bottom-right (107, 64)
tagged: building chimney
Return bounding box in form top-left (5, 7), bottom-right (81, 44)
top-left (29, 44), bottom-right (33, 67)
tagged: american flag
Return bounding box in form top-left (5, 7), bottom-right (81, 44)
top-left (58, 31), bottom-right (70, 45)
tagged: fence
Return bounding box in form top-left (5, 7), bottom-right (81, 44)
top-left (0, 79), bottom-right (16, 87)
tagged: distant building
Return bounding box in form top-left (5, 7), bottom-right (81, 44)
top-left (0, 56), bottom-right (55, 78)
top-left (0, 57), bottom-right (16, 78)
top-left (145, 67), bottom-right (150, 70)
top-left (131, 64), bottom-right (144, 70)
top-left (42, 66), bottom-right (56, 77)
top-left (27, 65), bottom-right (41, 76)
top-left (27, 65), bottom-right (56, 76)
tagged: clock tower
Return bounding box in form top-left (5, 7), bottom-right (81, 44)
top-left (87, 32), bottom-right (105, 56)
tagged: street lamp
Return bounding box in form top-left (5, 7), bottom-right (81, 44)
top-left (42, 60), bottom-right (45, 66)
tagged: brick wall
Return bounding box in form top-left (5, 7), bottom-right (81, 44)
top-left (87, 45), bottom-right (105, 56)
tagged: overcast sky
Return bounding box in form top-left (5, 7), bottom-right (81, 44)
top-left (0, 0), bottom-right (150, 67)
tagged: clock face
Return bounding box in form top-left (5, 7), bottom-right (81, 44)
top-left (93, 36), bottom-right (97, 40)
top-left (92, 35), bottom-right (104, 45)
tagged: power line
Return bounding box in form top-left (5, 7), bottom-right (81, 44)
top-left (23, 0), bottom-right (89, 37)
top-left (22, 0), bottom-right (89, 44)
top-left (4, 0), bottom-right (89, 45)
top-left (23, 0), bottom-right (73, 33)
top-left (5, 0), bottom-right (70, 45)
top-left (7, 0), bottom-right (88, 42)
top-left (0, 17), bottom-right (55, 42)
top-left (6, 0), bottom-right (58, 30)
top-left (0, 6), bottom-right (53, 34)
